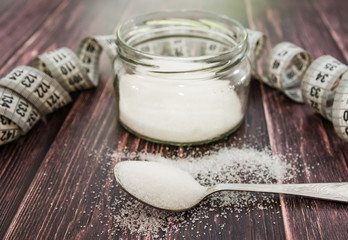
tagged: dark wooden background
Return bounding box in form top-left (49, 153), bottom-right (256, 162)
top-left (0, 0), bottom-right (347, 239)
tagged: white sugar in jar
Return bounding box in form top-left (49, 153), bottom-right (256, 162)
top-left (114, 10), bottom-right (251, 145)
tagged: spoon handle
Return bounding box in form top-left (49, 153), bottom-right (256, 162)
top-left (209, 183), bottom-right (348, 203)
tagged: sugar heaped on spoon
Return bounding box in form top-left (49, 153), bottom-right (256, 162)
top-left (114, 161), bottom-right (348, 211)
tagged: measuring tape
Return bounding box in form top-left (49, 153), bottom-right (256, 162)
top-left (0, 66), bottom-right (71, 115)
top-left (1, 27), bottom-right (347, 145)
top-left (0, 115), bottom-right (21, 145)
top-left (301, 55), bottom-right (348, 120)
top-left (262, 42), bottom-right (311, 103)
top-left (247, 29), bottom-right (267, 77)
top-left (0, 35), bottom-right (117, 146)
top-left (0, 87), bottom-right (40, 135)
top-left (332, 72), bottom-right (348, 141)
top-left (248, 29), bottom-right (348, 142)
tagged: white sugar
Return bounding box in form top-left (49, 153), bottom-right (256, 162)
top-left (114, 161), bottom-right (206, 211)
top-left (110, 146), bottom-right (308, 238)
top-left (118, 74), bottom-right (243, 143)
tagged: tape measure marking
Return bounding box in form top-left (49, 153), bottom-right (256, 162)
top-left (302, 55), bottom-right (348, 120)
top-left (332, 72), bottom-right (348, 141)
top-left (0, 66), bottom-right (72, 115)
top-left (77, 35), bottom-right (117, 86)
top-left (170, 38), bottom-right (189, 57)
top-left (34, 48), bottom-right (93, 92)
top-left (204, 41), bottom-right (224, 56)
top-left (92, 36), bottom-right (118, 61)
top-left (0, 35), bottom-right (117, 146)
top-left (0, 87), bottom-right (40, 134)
top-left (263, 42), bottom-right (311, 103)
top-left (0, 115), bottom-right (21, 145)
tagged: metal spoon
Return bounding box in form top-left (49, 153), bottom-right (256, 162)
top-left (114, 161), bottom-right (348, 212)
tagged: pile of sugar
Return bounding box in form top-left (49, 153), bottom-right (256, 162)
top-left (119, 74), bottom-right (243, 143)
top-left (114, 161), bottom-right (206, 211)
top-left (111, 146), bottom-right (308, 238)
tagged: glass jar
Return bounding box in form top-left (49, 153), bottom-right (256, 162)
top-left (114, 10), bottom-right (251, 146)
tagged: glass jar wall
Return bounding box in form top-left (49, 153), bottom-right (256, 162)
top-left (114, 10), bottom-right (251, 145)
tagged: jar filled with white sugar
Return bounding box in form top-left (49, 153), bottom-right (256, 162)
top-left (114, 10), bottom-right (251, 145)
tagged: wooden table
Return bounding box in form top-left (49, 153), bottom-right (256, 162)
top-left (0, 0), bottom-right (347, 239)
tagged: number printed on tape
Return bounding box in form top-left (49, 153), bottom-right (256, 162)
top-left (0, 87), bottom-right (40, 134)
top-left (34, 48), bottom-right (92, 92)
top-left (0, 35), bottom-right (118, 146)
top-left (332, 73), bottom-right (348, 141)
top-left (78, 35), bottom-right (117, 85)
top-left (263, 42), bottom-right (311, 102)
top-left (0, 115), bottom-right (21, 145)
top-left (0, 66), bottom-right (72, 115)
top-left (302, 55), bottom-right (348, 120)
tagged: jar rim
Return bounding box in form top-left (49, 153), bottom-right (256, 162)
top-left (116, 9), bottom-right (248, 68)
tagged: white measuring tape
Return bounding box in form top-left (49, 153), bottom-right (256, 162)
top-left (248, 29), bottom-right (348, 142)
top-left (262, 42), bottom-right (311, 103)
top-left (0, 115), bottom-right (21, 145)
top-left (246, 29), bottom-right (267, 77)
top-left (0, 66), bottom-right (71, 115)
top-left (0, 35), bottom-right (117, 146)
top-left (332, 72), bottom-right (348, 141)
top-left (0, 87), bottom-right (39, 137)
top-left (0, 28), bottom-right (347, 146)
top-left (301, 55), bottom-right (348, 120)
top-left (247, 32), bottom-right (312, 103)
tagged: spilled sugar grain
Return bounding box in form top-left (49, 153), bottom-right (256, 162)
top-left (109, 146), bottom-right (310, 238)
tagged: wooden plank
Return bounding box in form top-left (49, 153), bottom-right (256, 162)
top-left (0, 0), bottom-right (129, 238)
top-left (312, 0), bottom-right (348, 62)
top-left (0, 108), bottom-right (71, 238)
top-left (0, 0), bottom-right (67, 236)
top-left (0, 0), bottom-right (64, 67)
top-left (246, 0), bottom-right (348, 239)
top-left (0, 0), bottom-right (138, 238)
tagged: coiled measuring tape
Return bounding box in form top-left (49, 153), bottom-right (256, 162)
top-left (301, 55), bottom-right (348, 140)
top-left (247, 31), bottom-right (311, 103)
top-left (0, 35), bottom-right (117, 146)
top-left (301, 55), bottom-right (348, 120)
top-left (1, 28), bottom-right (347, 145)
top-left (0, 66), bottom-right (71, 115)
top-left (248, 29), bottom-right (348, 142)
top-left (262, 42), bottom-right (311, 103)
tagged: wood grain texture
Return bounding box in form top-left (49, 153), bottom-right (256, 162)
top-left (0, 0), bottom-right (65, 67)
top-left (0, 0), bottom-right (128, 238)
top-left (0, 0), bottom-right (347, 239)
top-left (246, 0), bottom-right (348, 239)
